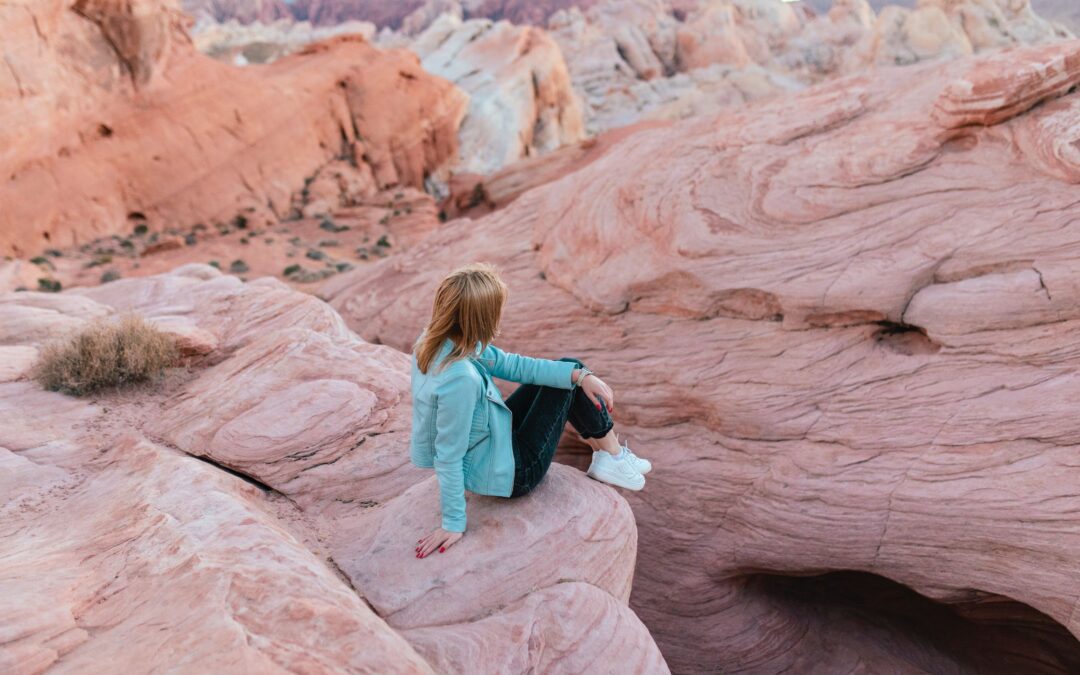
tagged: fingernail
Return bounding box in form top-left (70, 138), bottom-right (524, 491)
top-left (439, 547), bottom-right (445, 553)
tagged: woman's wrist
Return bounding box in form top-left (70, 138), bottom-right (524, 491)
top-left (573, 368), bottom-right (593, 387)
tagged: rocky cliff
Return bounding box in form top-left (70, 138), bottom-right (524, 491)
top-left (0, 265), bottom-right (668, 672)
top-left (0, 0), bottom-right (467, 259)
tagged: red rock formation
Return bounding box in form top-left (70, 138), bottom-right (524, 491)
top-left (0, 264), bottom-right (668, 672)
top-left (0, 0), bottom-right (467, 259)
top-left (323, 42), bottom-right (1080, 671)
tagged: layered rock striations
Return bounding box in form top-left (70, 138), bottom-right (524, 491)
top-left (390, 14), bottom-right (586, 174)
top-left (180, 0), bottom-right (1072, 172)
top-left (0, 0), bottom-right (467, 259)
top-left (0, 265), bottom-right (668, 672)
top-left (323, 42), bottom-right (1080, 672)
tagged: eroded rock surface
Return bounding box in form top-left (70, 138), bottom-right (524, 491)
top-left (0, 0), bottom-right (467, 259)
top-left (323, 42), bottom-right (1080, 672)
top-left (389, 14), bottom-right (586, 174)
top-left (0, 266), bottom-right (665, 673)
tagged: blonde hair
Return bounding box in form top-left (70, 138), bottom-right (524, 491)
top-left (415, 262), bottom-right (507, 374)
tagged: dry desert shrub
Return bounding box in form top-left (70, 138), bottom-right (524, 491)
top-left (33, 314), bottom-right (178, 396)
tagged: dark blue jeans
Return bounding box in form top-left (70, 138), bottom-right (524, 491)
top-left (507, 358), bottom-right (613, 497)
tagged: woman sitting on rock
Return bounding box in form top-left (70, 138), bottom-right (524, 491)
top-left (410, 262), bottom-right (651, 558)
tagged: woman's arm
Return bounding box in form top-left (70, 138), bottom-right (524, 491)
top-left (431, 371), bottom-right (476, 533)
top-left (479, 344), bottom-right (577, 388)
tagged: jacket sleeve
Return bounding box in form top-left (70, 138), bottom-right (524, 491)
top-left (480, 343), bottom-right (576, 389)
top-left (432, 369), bottom-right (478, 532)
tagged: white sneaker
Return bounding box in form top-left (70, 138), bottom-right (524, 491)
top-left (622, 444), bottom-right (652, 475)
top-left (587, 450), bottom-right (645, 491)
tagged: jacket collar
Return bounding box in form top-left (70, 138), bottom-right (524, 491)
top-left (439, 337), bottom-right (483, 358)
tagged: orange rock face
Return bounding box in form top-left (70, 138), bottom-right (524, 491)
top-left (324, 42), bottom-right (1080, 671)
top-left (0, 0), bottom-right (467, 259)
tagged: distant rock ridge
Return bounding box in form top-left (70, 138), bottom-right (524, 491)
top-left (185, 0), bottom-right (1072, 152)
top-left (384, 14), bottom-right (587, 174)
top-left (0, 0), bottom-right (467, 259)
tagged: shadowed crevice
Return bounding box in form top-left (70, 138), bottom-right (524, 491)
top-left (750, 570), bottom-right (1080, 674)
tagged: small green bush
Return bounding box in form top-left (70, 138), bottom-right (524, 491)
top-left (33, 315), bottom-right (177, 396)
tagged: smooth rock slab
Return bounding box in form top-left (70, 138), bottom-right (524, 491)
top-left (334, 464), bottom-right (638, 629)
top-left (403, 582), bottom-right (669, 674)
top-left (0, 435), bottom-right (433, 674)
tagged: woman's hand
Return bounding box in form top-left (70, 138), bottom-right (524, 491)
top-left (580, 372), bottom-right (615, 413)
top-left (416, 527), bottom-right (463, 558)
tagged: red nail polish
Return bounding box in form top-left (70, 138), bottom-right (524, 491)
top-left (439, 547), bottom-right (445, 553)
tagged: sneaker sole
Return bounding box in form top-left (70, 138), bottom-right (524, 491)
top-left (586, 467), bottom-right (645, 491)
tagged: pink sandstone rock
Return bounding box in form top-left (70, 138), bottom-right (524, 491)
top-left (331, 464), bottom-right (667, 673)
top-left (323, 41), bottom-right (1080, 671)
top-left (403, 582), bottom-right (668, 673)
top-left (0, 347), bottom-right (38, 383)
top-left (0, 427), bottom-right (434, 674)
top-left (0, 266), bottom-right (668, 672)
top-left (334, 466), bottom-right (637, 626)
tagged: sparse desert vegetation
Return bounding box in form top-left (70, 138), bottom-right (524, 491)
top-left (33, 314), bottom-right (178, 396)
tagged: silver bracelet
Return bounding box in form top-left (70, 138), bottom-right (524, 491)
top-left (574, 367), bottom-right (593, 388)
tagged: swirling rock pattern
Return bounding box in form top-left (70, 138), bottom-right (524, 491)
top-left (324, 42), bottom-right (1080, 671)
top-left (0, 266), bottom-right (666, 673)
top-left (0, 397), bottom-right (433, 674)
top-left (393, 14), bottom-right (586, 174)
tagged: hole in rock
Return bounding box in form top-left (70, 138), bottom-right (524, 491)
top-left (874, 321), bottom-right (940, 355)
top-left (942, 133), bottom-right (978, 154)
top-left (749, 571), bottom-right (1080, 674)
top-left (127, 211), bottom-right (147, 221)
top-left (98, 123), bottom-right (113, 137)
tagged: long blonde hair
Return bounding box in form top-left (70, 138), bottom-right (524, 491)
top-left (415, 262), bottom-right (507, 374)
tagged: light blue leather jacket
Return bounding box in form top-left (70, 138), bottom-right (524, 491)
top-left (409, 337), bottom-right (577, 532)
